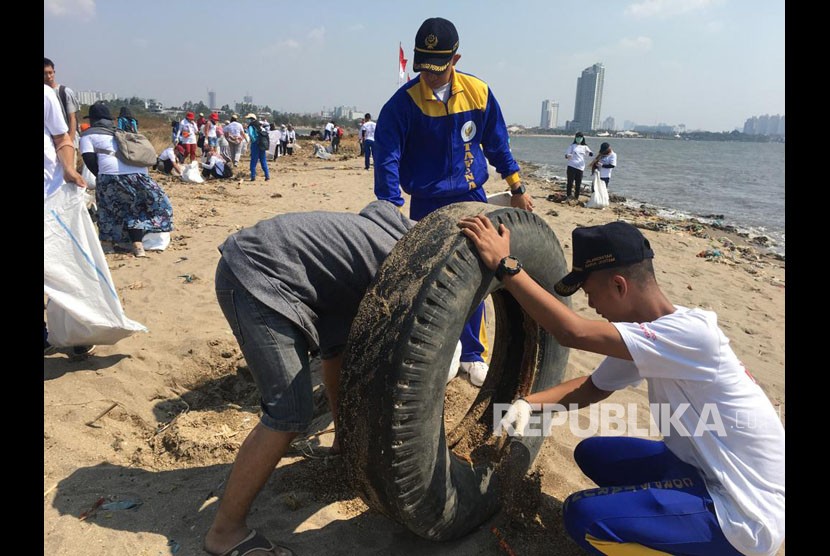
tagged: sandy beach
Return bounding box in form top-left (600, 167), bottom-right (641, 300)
top-left (44, 133), bottom-right (785, 555)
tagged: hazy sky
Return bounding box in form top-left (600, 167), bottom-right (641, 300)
top-left (44, 0), bottom-right (784, 132)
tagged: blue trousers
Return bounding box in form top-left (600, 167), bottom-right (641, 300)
top-left (563, 437), bottom-right (741, 555)
top-left (250, 143), bottom-right (270, 180)
top-left (410, 188), bottom-right (489, 363)
top-left (364, 139), bottom-right (374, 170)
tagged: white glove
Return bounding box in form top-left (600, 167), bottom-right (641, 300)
top-left (496, 398), bottom-right (533, 437)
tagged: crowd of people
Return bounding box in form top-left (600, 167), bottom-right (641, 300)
top-left (45, 14), bottom-right (784, 555)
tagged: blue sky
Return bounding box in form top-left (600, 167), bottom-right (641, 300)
top-left (44, 0), bottom-right (784, 132)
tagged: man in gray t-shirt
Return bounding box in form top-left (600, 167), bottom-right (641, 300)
top-left (44, 57), bottom-right (80, 147)
top-left (205, 200), bottom-right (413, 556)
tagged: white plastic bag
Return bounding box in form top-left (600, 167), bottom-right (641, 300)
top-left (180, 161), bottom-right (205, 183)
top-left (44, 183), bottom-right (148, 346)
top-left (142, 232), bottom-right (171, 251)
top-left (486, 191), bottom-right (512, 207)
top-left (586, 172), bottom-right (609, 209)
top-left (81, 164), bottom-right (96, 191)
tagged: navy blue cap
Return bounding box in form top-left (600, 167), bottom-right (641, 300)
top-left (413, 17), bottom-right (459, 73)
top-left (554, 222), bottom-right (654, 296)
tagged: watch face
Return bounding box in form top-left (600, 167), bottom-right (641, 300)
top-left (504, 257), bottom-right (520, 271)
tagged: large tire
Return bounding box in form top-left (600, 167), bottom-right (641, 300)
top-left (339, 202), bottom-right (571, 541)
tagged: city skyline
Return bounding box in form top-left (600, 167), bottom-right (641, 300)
top-left (44, 0), bottom-right (785, 132)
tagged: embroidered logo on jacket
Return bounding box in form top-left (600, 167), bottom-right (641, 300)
top-left (461, 121), bottom-right (476, 143)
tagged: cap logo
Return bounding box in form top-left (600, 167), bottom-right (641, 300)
top-left (425, 34), bottom-right (439, 49)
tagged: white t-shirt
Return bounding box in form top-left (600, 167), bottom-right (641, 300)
top-left (224, 121), bottom-right (244, 141)
top-left (79, 133), bottom-right (149, 176)
top-left (565, 143), bottom-right (594, 171)
top-left (177, 119), bottom-right (199, 144)
top-left (432, 82), bottom-right (452, 103)
top-left (597, 152), bottom-right (617, 179)
top-left (591, 306), bottom-right (785, 556)
top-left (159, 147), bottom-right (177, 162)
top-left (361, 120), bottom-right (377, 142)
top-left (44, 84), bottom-right (69, 199)
top-left (325, 122), bottom-right (334, 133)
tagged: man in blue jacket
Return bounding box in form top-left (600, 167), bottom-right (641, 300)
top-left (374, 16), bottom-right (534, 386)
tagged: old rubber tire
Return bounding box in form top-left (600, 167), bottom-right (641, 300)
top-left (339, 202), bottom-right (571, 541)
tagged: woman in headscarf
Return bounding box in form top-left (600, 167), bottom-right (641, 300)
top-left (590, 142), bottom-right (617, 192)
top-left (117, 106), bottom-right (138, 133)
top-left (79, 102), bottom-right (173, 258)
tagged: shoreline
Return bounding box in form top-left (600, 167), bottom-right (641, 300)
top-left (517, 160), bottom-right (785, 261)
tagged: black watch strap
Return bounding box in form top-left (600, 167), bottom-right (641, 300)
top-left (495, 255), bottom-right (523, 280)
top-left (510, 184), bottom-right (527, 196)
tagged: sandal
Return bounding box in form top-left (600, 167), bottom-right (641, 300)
top-left (204, 529), bottom-right (294, 556)
top-left (132, 243), bottom-right (148, 258)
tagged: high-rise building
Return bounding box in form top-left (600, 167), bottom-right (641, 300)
top-left (572, 63), bottom-right (605, 132)
top-left (208, 90), bottom-right (217, 110)
top-left (540, 100), bottom-right (559, 129)
top-left (602, 116), bottom-right (615, 131)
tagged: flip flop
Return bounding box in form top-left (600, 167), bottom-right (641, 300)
top-left (204, 529), bottom-right (294, 556)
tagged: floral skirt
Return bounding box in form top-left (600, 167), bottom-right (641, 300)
top-left (96, 173), bottom-right (174, 243)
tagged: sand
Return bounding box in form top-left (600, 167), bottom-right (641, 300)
top-left (44, 135), bottom-right (785, 555)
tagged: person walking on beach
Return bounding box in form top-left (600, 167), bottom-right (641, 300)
top-left (203, 200), bottom-right (414, 556)
top-left (590, 142), bottom-right (616, 192)
top-left (224, 115), bottom-right (245, 167)
top-left (565, 131), bottom-right (593, 199)
top-left (457, 216), bottom-right (785, 556)
top-left (360, 113), bottom-right (376, 170)
top-left (373, 16), bottom-right (533, 387)
top-left (245, 113), bottom-right (270, 181)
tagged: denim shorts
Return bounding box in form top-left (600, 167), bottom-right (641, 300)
top-left (215, 260), bottom-right (313, 432)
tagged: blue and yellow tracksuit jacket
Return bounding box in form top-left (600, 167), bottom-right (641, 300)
top-left (373, 69), bottom-right (521, 207)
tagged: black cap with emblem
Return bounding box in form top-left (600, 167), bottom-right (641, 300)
top-left (412, 17), bottom-right (459, 73)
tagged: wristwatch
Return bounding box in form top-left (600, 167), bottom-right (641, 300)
top-left (510, 184), bottom-right (527, 196)
top-left (495, 255), bottom-right (523, 280)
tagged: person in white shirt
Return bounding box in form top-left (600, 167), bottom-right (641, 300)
top-left (175, 111), bottom-right (200, 163)
top-left (44, 84), bottom-right (86, 199)
top-left (157, 146), bottom-right (184, 176)
top-left (224, 115), bottom-right (246, 167)
top-left (457, 217), bottom-right (785, 556)
top-left (360, 113), bottom-right (376, 171)
top-left (44, 83), bottom-right (93, 359)
top-left (564, 131), bottom-right (594, 199)
top-left (201, 145), bottom-right (231, 179)
top-left (324, 120), bottom-right (334, 141)
top-left (590, 142), bottom-right (617, 192)
top-left (81, 102), bottom-right (174, 258)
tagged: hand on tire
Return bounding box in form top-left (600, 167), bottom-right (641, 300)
top-left (496, 398), bottom-right (532, 437)
top-left (457, 215), bottom-right (511, 271)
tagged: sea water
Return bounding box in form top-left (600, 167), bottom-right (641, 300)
top-left (509, 135), bottom-right (785, 257)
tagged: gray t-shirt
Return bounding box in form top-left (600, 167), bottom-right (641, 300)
top-left (52, 85), bottom-right (79, 126)
top-left (218, 200), bottom-right (413, 357)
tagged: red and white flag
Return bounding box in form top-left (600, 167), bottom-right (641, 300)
top-left (399, 44), bottom-right (408, 83)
